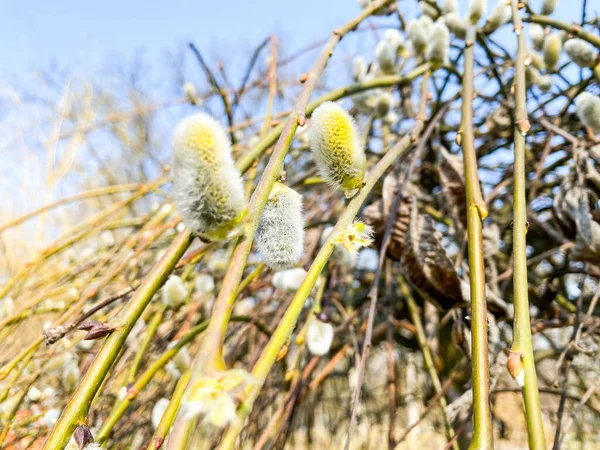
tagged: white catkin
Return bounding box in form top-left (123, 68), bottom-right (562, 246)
top-left (576, 92), bottom-right (600, 133)
top-left (152, 398), bottom-right (171, 429)
top-left (426, 21), bottom-right (450, 65)
top-left (537, 74), bottom-right (552, 91)
top-left (418, 14), bottom-right (434, 35)
top-left (543, 34), bottom-right (562, 70)
top-left (527, 49), bottom-right (545, 70)
top-left (442, 0), bottom-right (458, 14)
top-left (376, 40), bottom-right (396, 74)
top-left (272, 268), bottom-right (308, 291)
top-left (172, 113), bottom-right (246, 241)
top-left (375, 92), bottom-right (395, 117)
top-left (306, 318), bottom-right (335, 355)
top-left (564, 39), bottom-right (597, 68)
top-left (419, 1), bottom-right (439, 18)
top-left (468, 0), bottom-right (486, 24)
top-left (255, 183), bottom-right (305, 270)
top-left (162, 275), bottom-right (187, 308)
top-left (541, 0), bottom-right (557, 15)
top-left (486, 0), bottom-right (512, 31)
top-left (445, 13), bottom-right (468, 39)
top-left (528, 24), bottom-right (546, 51)
top-left (309, 102), bottom-right (366, 197)
top-left (384, 29), bottom-right (405, 54)
top-left (407, 20), bottom-right (428, 55)
top-left (352, 56), bottom-right (367, 81)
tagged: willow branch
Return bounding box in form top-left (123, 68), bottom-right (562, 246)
top-left (461, 26), bottom-right (493, 450)
top-left (510, 2), bottom-right (547, 449)
top-left (218, 111), bottom-right (418, 450)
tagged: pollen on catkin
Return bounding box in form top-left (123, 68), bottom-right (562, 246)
top-left (309, 102), bottom-right (366, 198)
top-left (486, 0), bottom-right (512, 32)
top-left (255, 182), bottom-right (305, 270)
top-left (540, 0), bottom-right (557, 15)
top-left (407, 20), bottom-right (428, 55)
top-left (543, 34), bottom-right (561, 70)
top-left (172, 113), bottom-right (247, 241)
top-left (333, 220), bottom-right (374, 254)
top-left (564, 39), bottom-right (597, 68)
top-left (575, 92), bottom-right (600, 134)
top-left (468, 0), bottom-right (487, 24)
top-left (426, 21), bottom-right (450, 66)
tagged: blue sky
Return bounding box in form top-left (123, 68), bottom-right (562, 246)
top-left (1, 0), bottom-right (367, 75)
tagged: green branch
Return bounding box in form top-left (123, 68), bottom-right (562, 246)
top-left (510, 2), bottom-right (547, 449)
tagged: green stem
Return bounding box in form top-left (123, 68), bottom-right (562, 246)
top-left (43, 230), bottom-right (193, 450)
top-left (400, 279), bottom-right (458, 450)
top-left (219, 122), bottom-right (418, 450)
top-left (511, 2), bottom-right (547, 449)
top-left (127, 305), bottom-right (166, 385)
top-left (461, 26), bottom-right (493, 450)
top-left (147, 370), bottom-right (192, 450)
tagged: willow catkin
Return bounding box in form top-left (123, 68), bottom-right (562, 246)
top-left (469, 0), bottom-right (487, 24)
top-left (442, 0), bottom-right (457, 14)
top-left (540, 0), bottom-right (557, 15)
top-left (528, 24), bottom-right (546, 51)
top-left (575, 92), bottom-right (600, 133)
top-left (407, 19), bottom-right (428, 55)
top-left (445, 13), bottom-right (468, 39)
top-left (426, 21), bottom-right (450, 66)
top-left (255, 182), bottom-right (305, 270)
top-left (564, 39), bottom-right (597, 68)
top-left (486, 0), bottom-right (512, 32)
top-left (172, 113), bottom-right (247, 241)
top-left (384, 29), bottom-right (406, 55)
top-left (543, 34), bottom-right (561, 70)
top-left (309, 102), bottom-right (366, 198)
top-left (306, 317), bottom-right (335, 356)
top-left (376, 40), bottom-right (396, 74)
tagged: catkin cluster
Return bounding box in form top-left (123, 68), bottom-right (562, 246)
top-left (172, 113), bottom-right (247, 241)
top-left (255, 182), bottom-right (305, 269)
top-left (309, 102), bottom-right (366, 198)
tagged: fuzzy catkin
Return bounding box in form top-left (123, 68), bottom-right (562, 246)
top-left (564, 39), bottom-right (597, 68)
top-left (469, 0), bottom-right (487, 24)
top-left (445, 13), bottom-right (468, 39)
top-left (309, 102), bottom-right (366, 198)
top-left (407, 20), bottom-right (428, 55)
top-left (426, 21), bottom-right (450, 65)
top-left (172, 113), bottom-right (246, 241)
top-left (486, 0), bottom-right (512, 32)
top-left (384, 29), bottom-right (405, 55)
top-left (443, 0), bottom-right (457, 14)
top-left (540, 0), bottom-right (557, 15)
top-left (255, 182), bottom-right (305, 270)
top-left (528, 24), bottom-right (546, 51)
top-left (575, 92), bottom-right (600, 133)
top-left (352, 56), bottom-right (367, 81)
top-left (419, 1), bottom-right (438, 18)
top-left (376, 41), bottom-right (396, 74)
top-left (543, 34), bottom-right (561, 70)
